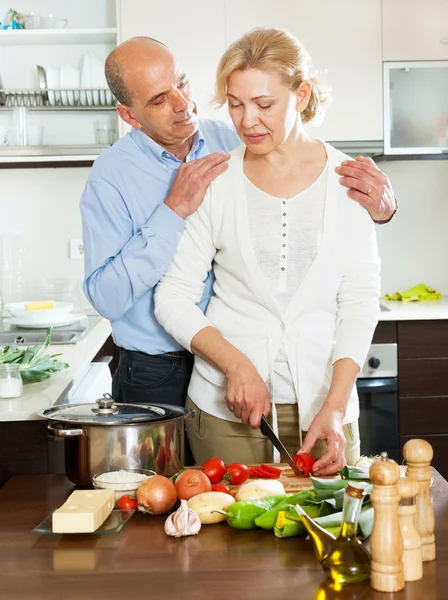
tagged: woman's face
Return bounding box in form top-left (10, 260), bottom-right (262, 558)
top-left (226, 68), bottom-right (309, 154)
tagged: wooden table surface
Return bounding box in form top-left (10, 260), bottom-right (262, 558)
top-left (0, 472), bottom-right (447, 600)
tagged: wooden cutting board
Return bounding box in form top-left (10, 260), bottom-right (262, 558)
top-left (228, 463), bottom-right (339, 496)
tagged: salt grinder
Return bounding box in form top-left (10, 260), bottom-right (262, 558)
top-left (369, 452), bottom-right (405, 593)
top-left (403, 438), bottom-right (436, 562)
top-left (397, 476), bottom-right (423, 582)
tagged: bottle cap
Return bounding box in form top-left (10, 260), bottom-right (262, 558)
top-left (346, 482), bottom-right (369, 499)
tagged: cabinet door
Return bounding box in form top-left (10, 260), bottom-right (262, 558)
top-left (116, 0), bottom-right (226, 121)
top-left (225, 0), bottom-right (383, 142)
top-left (383, 0), bottom-right (448, 60)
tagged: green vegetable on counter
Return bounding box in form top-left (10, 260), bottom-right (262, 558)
top-left (255, 489), bottom-right (329, 530)
top-left (217, 495), bottom-right (287, 530)
top-left (0, 328), bottom-right (69, 382)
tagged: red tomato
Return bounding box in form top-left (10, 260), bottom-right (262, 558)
top-left (224, 462), bottom-right (250, 485)
top-left (117, 495), bottom-right (137, 510)
top-left (211, 483), bottom-right (232, 495)
top-left (202, 457), bottom-right (226, 484)
top-left (293, 452), bottom-right (316, 477)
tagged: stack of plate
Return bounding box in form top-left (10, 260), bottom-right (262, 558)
top-left (4, 302), bottom-right (85, 329)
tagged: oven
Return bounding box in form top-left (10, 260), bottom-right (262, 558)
top-left (356, 343), bottom-right (399, 461)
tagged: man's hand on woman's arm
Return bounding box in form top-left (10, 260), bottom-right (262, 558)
top-left (336, 156), bottom-right (397, 223)
top-left (299, 358), bottom-right (360, 476)
top-left (191, 326), bottom-right (271, 428)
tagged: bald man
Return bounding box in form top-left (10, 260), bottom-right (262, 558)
top-left (81, 36), bottom-right (396, 408)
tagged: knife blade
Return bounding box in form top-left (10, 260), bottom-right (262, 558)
top-left (259, 415), bottom-right (303, 477)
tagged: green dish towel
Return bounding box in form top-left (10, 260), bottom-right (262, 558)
top-left (384, 283), bottom-right (442, 302)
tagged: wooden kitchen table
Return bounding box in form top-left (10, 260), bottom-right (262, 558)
top-left (0, 473), bottom-right (447, 600)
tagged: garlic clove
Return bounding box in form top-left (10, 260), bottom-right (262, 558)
top-left (165, 499), bottom-right (201, 537)
top-left (164, 513), bottom-right (181, 537)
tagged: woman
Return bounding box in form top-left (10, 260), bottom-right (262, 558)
top-left (154, 28), bottom-right (380, 476)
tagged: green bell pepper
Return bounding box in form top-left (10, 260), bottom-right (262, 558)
top-left (220, 495), bottom-right (287, 530)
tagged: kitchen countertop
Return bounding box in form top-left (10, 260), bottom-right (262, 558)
top-left (379, 296), bottom-right (448, 321)
top-left (0, 471), bottom-right (446, 600)
top-left (0, 295), bottom-right (446, 423)
top-left (0, 317), bottom-right (111, 422)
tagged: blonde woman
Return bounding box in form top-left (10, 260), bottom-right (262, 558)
top-left (154, 28), bottom-right (381, 475)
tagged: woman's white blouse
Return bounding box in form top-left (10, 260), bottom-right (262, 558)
top-left (245, 163), bottom-right (328, 404)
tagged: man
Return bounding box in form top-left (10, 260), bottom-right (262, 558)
top-left (81, 36), bottom-right (396, 408)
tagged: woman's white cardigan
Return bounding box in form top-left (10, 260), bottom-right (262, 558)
top-left (154, 143), bottom-right (381, 431)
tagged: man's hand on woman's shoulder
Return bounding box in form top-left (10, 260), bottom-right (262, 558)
top-left (335, 156), bottom-right (397, 224)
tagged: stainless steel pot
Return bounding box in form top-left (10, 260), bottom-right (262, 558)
top-left (38, 396), bottom-right (194, 486)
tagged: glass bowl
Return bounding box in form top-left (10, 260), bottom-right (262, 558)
top-left (92, 468), bottom-right (156, 505)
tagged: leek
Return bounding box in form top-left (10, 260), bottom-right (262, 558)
top-left (0, 328), bottom-right (68, 382)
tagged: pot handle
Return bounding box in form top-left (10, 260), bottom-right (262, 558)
top-left (47, 423), bottom-right (85, 437)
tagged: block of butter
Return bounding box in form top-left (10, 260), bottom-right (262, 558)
top-left (25, 300), bottom-right (55, 311)
top-left (52, 489), bottom-right (115, 534)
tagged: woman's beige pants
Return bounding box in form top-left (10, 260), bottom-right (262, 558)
top-left (185, 396), bottom-right (360, 466)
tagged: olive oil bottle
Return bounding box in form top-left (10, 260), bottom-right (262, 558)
top-left (296, 482), bottom-right (371, 585)
top-left (321, 484), bottom-right (371, 584)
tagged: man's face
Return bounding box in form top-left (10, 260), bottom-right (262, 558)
top-left (118, 50), bottom-right (198, 148)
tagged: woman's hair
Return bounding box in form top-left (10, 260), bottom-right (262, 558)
top-left (215, 28), bottom-right (331, 124)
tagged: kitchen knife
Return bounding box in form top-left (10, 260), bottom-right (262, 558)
top-left (259, 415), bottom-right (303, 477)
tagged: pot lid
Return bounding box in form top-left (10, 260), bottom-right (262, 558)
top-left (39, 394), bottom-right (174, 425)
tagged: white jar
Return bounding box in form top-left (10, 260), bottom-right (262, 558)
top-left (0, 364), bottom-right (23, 398)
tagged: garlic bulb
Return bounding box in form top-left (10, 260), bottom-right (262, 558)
top-left (165, 499), bottom-right (201, 537)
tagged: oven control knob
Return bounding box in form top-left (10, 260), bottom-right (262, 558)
top-left (368, 357), bottom-right (381, 369)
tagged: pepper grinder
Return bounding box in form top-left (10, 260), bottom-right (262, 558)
top-left (369, 452), bottom-right (405, 593)
top-left (403, 438), bottom-right (436, 562)
top-left (397, 476), bottom-right (423, 582)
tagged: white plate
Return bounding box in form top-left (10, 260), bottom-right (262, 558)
top-left (4, 314), bottom-right (85, 329)
top-left (5, 301), bottom-right (74, 321)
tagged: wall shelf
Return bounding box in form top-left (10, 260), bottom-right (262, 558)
top-left (0, 28), bottom-right (117, 45)
top-left (0, 106), bottom-right (116, 112)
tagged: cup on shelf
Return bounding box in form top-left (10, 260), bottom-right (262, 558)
top-left (23, 13), bottom-right (68, 29)
top-left (95, 121), bottom-right (116, 146)
top-left (42, 14), bottom-right (68, 29)
top-left (0, 126), bottom-right (13, 146)
top-left (27, 125), bottom-right (44, 146)
top-left (23, 13), bottom-right (43, 29)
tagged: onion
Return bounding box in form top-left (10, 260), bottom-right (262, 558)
top-left (175, 469), bottom-right (212, 501)
top-left (136, 475), bottom-right (177, 515)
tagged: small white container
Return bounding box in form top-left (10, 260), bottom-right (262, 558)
top-left (92, 469), bottom-right (155, 506)
top-left (0, 364), bottom-right (23, 399)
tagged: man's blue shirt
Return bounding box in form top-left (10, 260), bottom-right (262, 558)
top-left (81, 120), bottom-right (240, 354)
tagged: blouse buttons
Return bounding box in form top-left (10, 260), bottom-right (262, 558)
top-left (280, 200), bottom-right (287, 274)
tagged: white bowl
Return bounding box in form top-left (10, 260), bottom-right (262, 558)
top-left (5, 301), bottom-right (74, 321)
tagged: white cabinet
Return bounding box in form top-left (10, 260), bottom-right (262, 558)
top-left (225, 0), bottom-right (383, 142)
top-left (383, 0), bottom-right (448, 61)
top-left (116, 0), bottom-right (226, 121)
top-left (117, 0), bottom-right (382, 142)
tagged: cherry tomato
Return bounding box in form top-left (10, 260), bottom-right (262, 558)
top-left (293, 452), bottom-right (316, 477)
top-left (202, 457), bottom-right (226, 484)
top-left (224, 462), bottom-right (250, 485)
top-left (212, 483), bottom-right (232, 495)
top-left (117, 495), bottom-right (137, 510)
